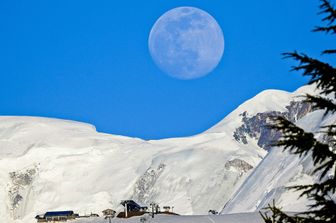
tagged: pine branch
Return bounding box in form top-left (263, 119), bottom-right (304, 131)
top-left (319, 0), bottom-right (336, 24)
top-left (322, 49), bottom-right (336, 54)
top-left (263, 1), bottom-right (336, 222)
top-left (283, 52), bottom-right (336, 95)
top-left (320, 124), bottom-right (336, 157)
top-left (314, 25), bottom-right (336, 34)
top-left (304, 194), bottom-right (336, 221)
top-left (324, 125), bottom-right (336, 142)
top-left (304, 94), bottom-right (336, 115)
top-left (271, 117), bottom-right (336, 173)
top-left (260, 202), bottom-right (302, 223)
top-left (314, 159), bottom-right (335, 179)
top-left (315, 0), bottom-right (336, 34)
top-left (291, 179), bottom-right (336, 197)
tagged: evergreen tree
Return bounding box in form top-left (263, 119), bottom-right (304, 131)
top-left (261, 0), bottom-right (336, 222)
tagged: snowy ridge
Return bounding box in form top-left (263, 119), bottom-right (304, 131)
top-left (0, 85), bottom-right (321, 223)
top-left (221, 89), bottom-right (336, 214)
top-left (206, 85), bottom-right (317, 134)
top-left (0, 116), bottom-right (264, 223)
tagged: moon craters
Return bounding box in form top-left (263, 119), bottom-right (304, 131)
top-left (149, 7), bottom-right (224, 80)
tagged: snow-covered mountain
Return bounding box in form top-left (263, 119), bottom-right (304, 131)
top-left (221, 87), bottom-right (336, 214)
top-left (0, 85), bottom-right (325, 223)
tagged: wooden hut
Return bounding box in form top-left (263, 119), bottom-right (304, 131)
top-left (102, 209), bottom-right (116, 218)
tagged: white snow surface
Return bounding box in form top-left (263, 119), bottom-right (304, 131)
top-left (206, 85), bottom-right (319, 134)
top-left (221, 95), bottom-right (336, 214)
top-left (0, 84), bottom-right (322, 223)
top-left (72, 212), bottom-right (264, 223)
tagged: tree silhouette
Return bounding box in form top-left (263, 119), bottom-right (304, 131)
top-left (261, 0), bottom-right (336, 222)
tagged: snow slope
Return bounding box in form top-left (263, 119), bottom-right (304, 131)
top-left (0, 85), bottom-right (318, 223)
top-left (221, 93), bottom-right (336, 214)
top-left (72, 213), bottom-right (264, 223)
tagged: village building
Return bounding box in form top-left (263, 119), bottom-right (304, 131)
top-left (121, 200), bottom-right (148, 212)
top-left (102, 209), bottom-right (116, 218)
top-left (35, 210), bottom-right (77, 222)
top-left (163, 206), bottom-right (171, 212)
top-left (117, 200), bottom-right (148, 218)
top-left (89, 213), bottom-right (99, 217)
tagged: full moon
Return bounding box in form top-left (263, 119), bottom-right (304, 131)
top-left (148, 7), bottom-right (224, 80)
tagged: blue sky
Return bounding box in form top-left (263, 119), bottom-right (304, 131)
top-left (0, 0), bottom-right (334, 139)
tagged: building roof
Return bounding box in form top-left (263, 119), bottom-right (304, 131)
top-left (120, 200), bottom-right (141, 208)
top-left (102, 209), bottom-right (116, 213)
top-left (35, 215), bottom-right (44, 219)
top-left (44, 211), bottom-right (74, 217)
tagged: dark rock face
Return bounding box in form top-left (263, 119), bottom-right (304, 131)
top-left (285, 100), bottom-right (313, 122)
top-left (233, 101), bottom-right (313, 150)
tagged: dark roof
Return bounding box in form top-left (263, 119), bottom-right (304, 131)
top-left (120, 200), bottom-right (141, 208)
top-left (102, 209), bottom-right (116, 212)
top-left (120, 200), bottom-right (147, 212)
top-left (44, 211), bottom-right (74, 217)
top-left (35, 215), bottom-right (43, 219)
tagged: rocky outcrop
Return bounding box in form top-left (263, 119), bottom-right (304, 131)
top-left (132, 163), bottom-right (165, 204)
top-left (225, 159), bottom-right (253, 175)
top-left (233, 101), bottom-right (313, 150)
top-left (8, 166), bottom-right (37, 219)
